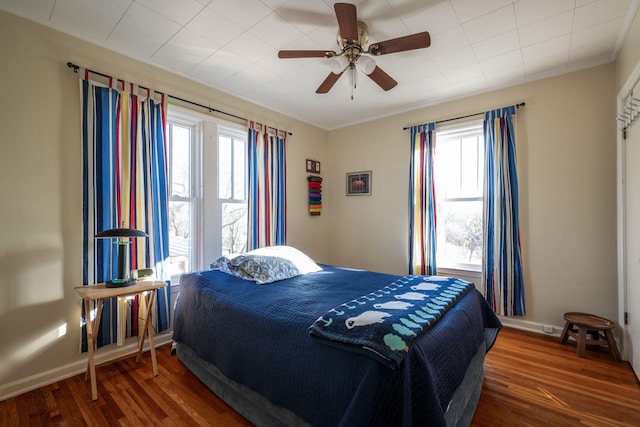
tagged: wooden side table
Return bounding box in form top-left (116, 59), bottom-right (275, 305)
top-left (74, 280), bottom-right (167, 401)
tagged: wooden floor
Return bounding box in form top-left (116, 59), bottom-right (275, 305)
top-left (1, 327), bottom-right (639, 426)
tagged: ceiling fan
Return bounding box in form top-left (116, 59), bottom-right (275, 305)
top-left (278, 3), bottom-right (431, 97)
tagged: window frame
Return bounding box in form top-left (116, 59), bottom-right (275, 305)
top-left (434, 119), bottom-right (484, 275)
top-left (166, 113), bottom-right (203, 285)
top-left (166, 105), bottom-right (248, 289)
top-left (217, 127), bottom-right (248, 256)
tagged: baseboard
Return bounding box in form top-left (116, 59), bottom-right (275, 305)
top-left (497, 316), bottom-right (563, 337)
top-left (0, 332), bottom-right (173, 401)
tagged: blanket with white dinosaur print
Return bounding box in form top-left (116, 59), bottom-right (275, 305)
top-left (309, 275), bottom-right (473, 368)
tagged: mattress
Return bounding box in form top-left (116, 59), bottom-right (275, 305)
top-left (172, 265), bottom-right (501, 426)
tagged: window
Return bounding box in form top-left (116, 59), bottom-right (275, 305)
top-left (166, 105), bottom-right (248, 284)
top-left (434, 120), bottom-right (484, 272)
top-left (218, 129), bottom-right (248, 255)
top-left (167, 120), bottom-right (199, 280)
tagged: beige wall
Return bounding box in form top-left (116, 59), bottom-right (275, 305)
top-left (0, 10), bottom-right (328, 388)
top-left (327, 64), bottom-right (618, 330)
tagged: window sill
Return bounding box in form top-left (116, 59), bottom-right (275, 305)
top-left (437, 266), bottom-right (481, 279)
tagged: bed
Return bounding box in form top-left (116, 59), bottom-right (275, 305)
top-left (172, 247), bottom-right (501, 426)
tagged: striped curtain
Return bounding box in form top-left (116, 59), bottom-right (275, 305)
top-left (408, 123), bottom-right (437, 275)
top-left (247, 123), bottom-right (287, 249)
top-left (482, 106), bottom-right (525, 316)
top-left (81, 75), bottom-right (170, 350)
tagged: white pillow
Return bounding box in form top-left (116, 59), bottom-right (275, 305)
top-left (245, 246), bottom-right (322, 274)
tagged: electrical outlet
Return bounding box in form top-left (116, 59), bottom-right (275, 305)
top-left (543, 325), bottom-right (554, 334)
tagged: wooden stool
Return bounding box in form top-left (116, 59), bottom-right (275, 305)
top-left (560, 312), bottom-right (620, 361)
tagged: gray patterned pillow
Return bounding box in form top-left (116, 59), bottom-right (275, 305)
top-left (211, 246), bottom-right (321, 284)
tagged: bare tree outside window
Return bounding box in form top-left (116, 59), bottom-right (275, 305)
top-left (443, 209), bottom-right (482, 263)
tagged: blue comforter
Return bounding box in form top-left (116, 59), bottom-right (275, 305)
top-left (172, 266), bottom-right (501, 426)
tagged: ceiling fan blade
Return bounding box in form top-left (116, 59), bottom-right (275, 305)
top-left (369, 32), bottom-right (431, 55)
top-left (316, 71), bottom-right (344, 94)
top-left (278, 50), bottom-right (335, 59)
top-left (334, 3), bottom-right (358, 44)
top-left (367, 66), bottom-right (397, 91)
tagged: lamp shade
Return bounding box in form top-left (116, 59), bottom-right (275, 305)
top-left (95, 228), bottom-right (148, 238)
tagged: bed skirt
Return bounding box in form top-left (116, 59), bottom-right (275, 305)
top-left (175, 339), bottom-right (488, 427)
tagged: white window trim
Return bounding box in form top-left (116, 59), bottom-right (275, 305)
top-left (167, 112), bottom-right (202, 286)
top-left (166, 105), bottom-right (247, 290)
top-left (217, 126), bottom-right (248, 256)
top-left (435, 119), bottom-right (484, 275)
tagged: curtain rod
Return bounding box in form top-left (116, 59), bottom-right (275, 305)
top-left (402, 102), bottom-right (526, 131)
top-left (67, 62), bottom-right (293, 136)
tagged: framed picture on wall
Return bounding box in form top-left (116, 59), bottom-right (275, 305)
top-left (346, 171), bottom-right (371, 196)
top-left (306, 159), bottom-right (321, 174)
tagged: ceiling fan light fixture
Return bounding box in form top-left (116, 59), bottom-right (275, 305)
top-left (329, 55), bottom-right (349, 73)
top-left (358, 55), bottom-right (376, 75)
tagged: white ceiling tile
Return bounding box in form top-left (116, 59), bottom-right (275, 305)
top-left (270, 65), bottom-right (324, 90)
top-left (479, 49), bottom-right (523, 74)
top-left (450, 0), bottom-right (514, 23)
top-left (108, 3), bottom-right (181, 57)
top-left (186, 7), bottom-right (244, 46)
top-left (385, 0), bottom-right (446, 20)
top-left (514, 0), bottom-right (575, 27)
top-left (462, 5), bottom-right (517, 44)
top-left (275, 0), bottom-right (334, 34)
top-left (368, 17), bottom-right (412, 44)
top-left (569, 17), bottom-right (623, 62)
top-left (433, 46), bottom-right (477, 72)
top-left (218, 64), bottom-right (278, 95)
top-left (518, 11), bottom-right (573, 47)
top-left (136, 0), bottom-right (205, 26)
top-left (427, 26), bottom-right (470, 57)
top-left (249, 12), bottom-right (307, 49)
top-left (225, 32), bottom-right (276, 63)
top-left (305, 23), bottom-right (340, 48)
top-left (410, 71), bottom-right (450, 93)
top-left (356, 0), bottom-right (398, 27)
top-left (522, 34), bottom-right (571, 76)
top-left (375, 49), bottom-right (433, 74)
top-left (50, 0), bottom-right (131, 41)
top-left (574, 0), bottom-right (632, 31)
top-left (208, 0), bottom-right (273, 30)
top-left (189, 49), bottom-right (253, 84)
top-left (0, 0), bottom-right (55, 21)
top-left (402, 0), bottom-right (459, 35)
top-left (261, 0), bottom-right (287, 9)
top-left (256, 51), bottom-right (306, 75)
top-left (152, 28), bottom-right (220, 72)
top-left (484, 64), bottom-right (526, 86)
top-left (419, 82), bottom-right (457, 100)
top-left (389, 57), bottom-right (440, 83)
top-left (444, 62), bottom-right (485, 85)
top-left (472, 30), bottom-right (519, 61)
